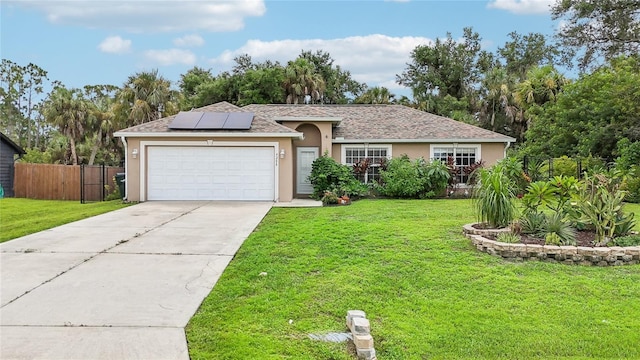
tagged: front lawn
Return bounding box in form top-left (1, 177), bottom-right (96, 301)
top-left (0, 198), bottom-right (131, 242)
top-left (187, 199), bottom-right (640, 359)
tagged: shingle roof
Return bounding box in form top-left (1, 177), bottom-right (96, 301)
top-left (115, 101), bottom-right (515, 142)
top-left (115, 102), bottom-right (299, 135)
top-left (1, 132), bottom-right (26, 154)
top-left (245, 104), bottom-right (515, 142)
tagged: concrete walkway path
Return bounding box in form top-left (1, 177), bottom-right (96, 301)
top-left (0, 201), bottom-right (272, 360)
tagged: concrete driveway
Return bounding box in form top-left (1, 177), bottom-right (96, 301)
top-left (0, 201), bottom-right (272, 360)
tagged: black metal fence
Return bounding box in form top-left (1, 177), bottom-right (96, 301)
top-left (80, 164), bottom-right (123, 203)
top-left (522, 156), bottom-right (613, 181)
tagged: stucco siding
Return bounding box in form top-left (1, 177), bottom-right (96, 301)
top-left (332, 142), bottom-right (507, 165)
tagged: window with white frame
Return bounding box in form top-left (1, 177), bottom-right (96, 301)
top-left (431, 145), bottom-right (480, 185)
top-left (343, 145), bottom-right (391, 183)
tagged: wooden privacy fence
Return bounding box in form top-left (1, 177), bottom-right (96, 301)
top-left (14, 163), bottom-right (123, 201)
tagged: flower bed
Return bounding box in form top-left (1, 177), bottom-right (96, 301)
top-left (463, 223), bottom-right (640, 266)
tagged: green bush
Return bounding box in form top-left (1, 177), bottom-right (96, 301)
top-left (541, 156), bottom-right (577, 178)
top-left (519, 211), bottom-right (546, 234)
top-left (309, 155), bottom-right (367, 200)
top-left (423, 159), bottom-right (451, 196)
top-left (473, 163), bottom-right (517, 228)
top-left (378, 156), bottom-right (450, 199)
top-left (378, 155), bottom-right (425, 198)
top-left (496, 232), bottom-right (521, 244)
top-left (621, 166), bottom-right (640, 203)
top-left (611, 234), bottom-right (640, 247)
top-left (576, 173), bottom-right (635, 246)
top-left (541, 212), bottom-right (576, 246)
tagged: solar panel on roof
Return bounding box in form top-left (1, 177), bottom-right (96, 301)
top-left (168, 111), bottom-right (204, 129)
top-left (195, 112), bottom-right (228, 129)
top-left (223, 112), bottom-right (254, 130)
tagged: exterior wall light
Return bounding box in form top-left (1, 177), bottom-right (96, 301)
top-left (280, 149), bottom-right (285, 158)
top-left (132, 148), bottom-right (138, 159)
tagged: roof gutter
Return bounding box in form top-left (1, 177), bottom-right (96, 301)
top-left (119, 135), bottom-right (128, 201)
top-left (504, 140), bottom-right (512, 158)
top-left (332, 137), bottom-right (517, 144)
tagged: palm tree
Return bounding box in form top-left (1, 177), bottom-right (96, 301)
top-left (481, 67), bottom-right (517, 132)
top-left (116, 69), bottom-right (176, 126)
top-left (283, 59), bottom-right (325, 104)
top-left (43, 87), bottom-right (91, 165)
top-left (514, 65), bottom-right (569, 134)
top-left (84, 85), bottom-right (120, 165)
top-left (354, 86), bottom-right (396, 104)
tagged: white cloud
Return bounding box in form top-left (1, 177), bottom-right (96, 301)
top-left (210, 34), bottom-right (433, 87)
top-left (14, 0), bottom-right (266, 32)
top-left (487, 0), bottom-right (553, 15)
top-left (97, 36), bottom-right (131, 54)
top-left (144, 49), bottom-right (196, 66)
top-left (173, 34), bottom-right (205, 48)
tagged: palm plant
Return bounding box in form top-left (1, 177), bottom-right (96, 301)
top-left (116, 69), bottom-right (176, 125)
top-left (473, 163), bottom-right (518, 228)
top-left (355, 86), bottom-right (396, 104)
top-left (43, 86), bottom-right (91, 165)
top-left (283, 58), bottom-right (325, 104)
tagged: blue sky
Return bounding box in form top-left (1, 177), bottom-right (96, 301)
top-left (1, 0), bottom-right (558, 98)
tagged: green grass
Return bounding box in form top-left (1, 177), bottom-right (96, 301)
top-left (625, 203), bottom-right (640, 231)
top-left (0, 198), bottom-right (131, 242)
top-left (187, 199), bottom-right (640, 359)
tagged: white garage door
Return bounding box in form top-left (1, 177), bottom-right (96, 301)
top-left (146, 146), bottom-right (275, 201)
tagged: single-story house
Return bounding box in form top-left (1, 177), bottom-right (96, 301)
top-left (0, 132), bottom-right (26, 197)
top-left (113, 102), bottom-right (515, 202)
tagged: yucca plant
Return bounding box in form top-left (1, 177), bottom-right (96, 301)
top-left (473, 164), bottom-right (517, 228)
top-left (519, 211), bottom-right (546, 234)
top-left (496, 232), bottom-right (521, 244)
top-left (541, 212), bottom-right (576, 246)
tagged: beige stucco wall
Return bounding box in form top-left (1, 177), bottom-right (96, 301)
top-left (281, 121), bottom-right (333, 156)
top-left (121, 136), bottom-right (294, 202)
top-left (330, 142), bottom-right (507, 164)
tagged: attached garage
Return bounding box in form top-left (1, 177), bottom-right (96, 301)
top-left (145, 146), bottom-right (276, 201)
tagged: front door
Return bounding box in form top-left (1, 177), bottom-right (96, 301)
top-left (296, 147), bottom-right (319, 195)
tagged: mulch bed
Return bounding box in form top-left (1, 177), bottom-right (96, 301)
top-left (487, 231), bottom-right (597, 247)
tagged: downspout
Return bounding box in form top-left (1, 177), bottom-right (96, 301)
top-left (119, 136), bottom-right (128, 201)
top-left (504, 141), bottom-right (512, 158)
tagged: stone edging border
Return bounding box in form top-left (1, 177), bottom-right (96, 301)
top-left (463, 223), bottom-right (640, 266)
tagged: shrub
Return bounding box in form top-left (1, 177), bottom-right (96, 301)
top-left (321, 191), bottom-right (339, 205)
top-left (423, 159), bottom-right (450, 196)
top-left (611, 235), bottom-right (640, 247)
top-left (519, 211), bottom-right (546, 234)
top-left (496, 232), bottom-right (521, 244)
top-left (378, 156), bottom-right (450, 199)
top-left (541, 213), bottom-right (576, 246)
top-left (621, 166), bottom-right (640, 203)
top-left (542, 156), bottom-right (578, 178)
top-left (309, 154), bottom-right (367, 200)
top-left (576, 173), bottom-right (635, 246)
top-left (378, 155), bottom-right (426, 198)
top-left (473, 163), bottom-right (517, 228)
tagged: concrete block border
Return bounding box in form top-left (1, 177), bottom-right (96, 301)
top-left (463, 223), bottom-right (640, 266)
top-left (346, 310), bottom-right (377, 360)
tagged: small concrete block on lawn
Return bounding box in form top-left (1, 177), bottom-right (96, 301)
top-left (354, 334), bottom-right (374, 349)
top-left (356, 347), bottom-right (377, 360)
top-left (346, 310), bottom-right (366, 331)
top-left (352, 317), bottom-right (371, 335)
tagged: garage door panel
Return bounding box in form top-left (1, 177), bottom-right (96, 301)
top-left (147, 146), bottom-right (275, 201)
